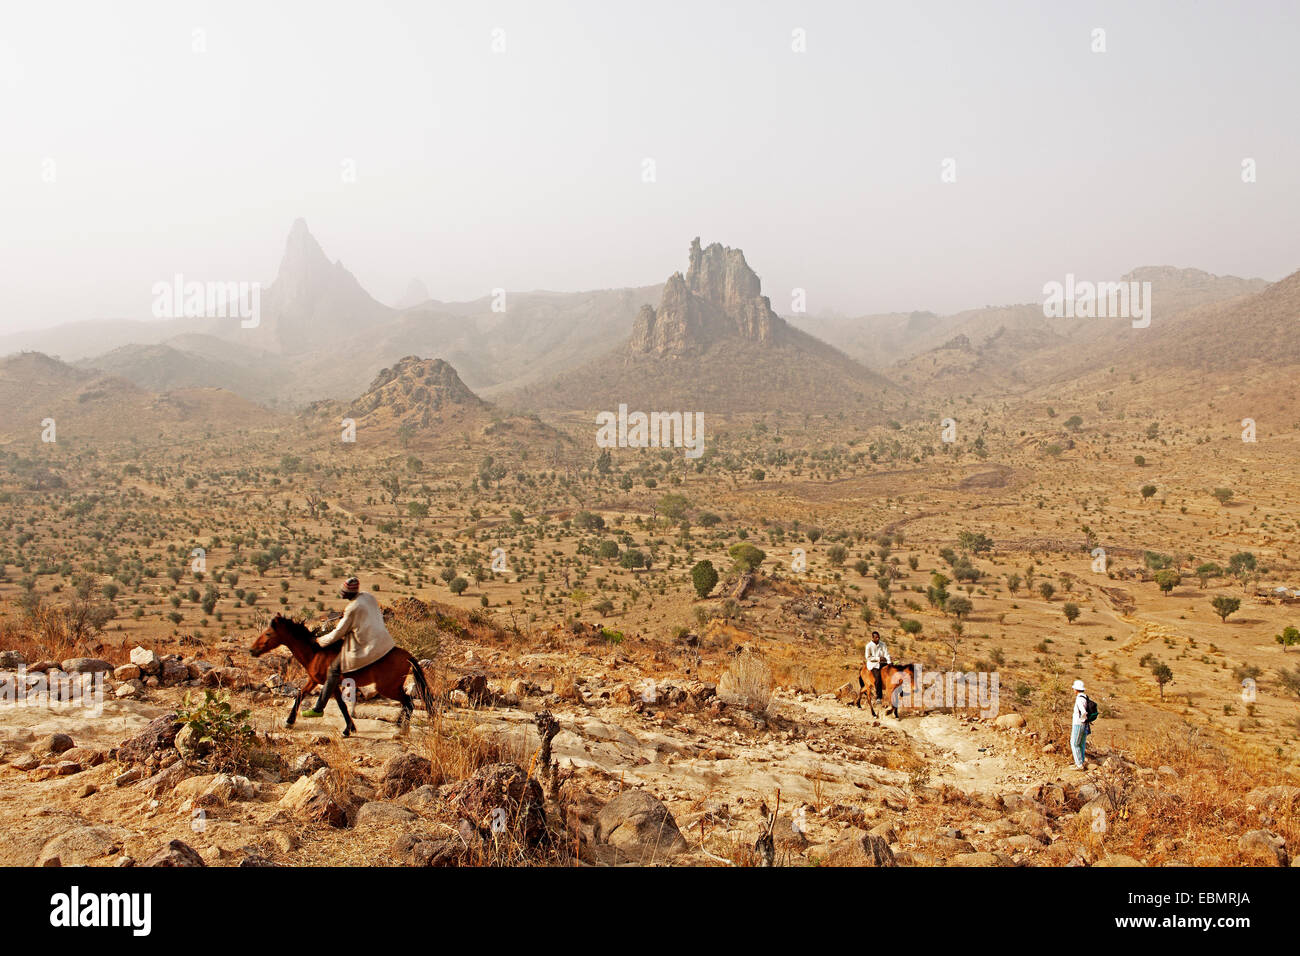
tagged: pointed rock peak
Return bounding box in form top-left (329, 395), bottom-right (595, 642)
top-left (396, 278), bottom-right (432, 309)
top-left (685, 237), bottom-right (761, 307)
top-left (629, 239), bottom-right (782, 355)
top-left (275, 218), bottom-right (332, 289)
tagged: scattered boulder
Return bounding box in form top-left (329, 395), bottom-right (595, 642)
top-left (820, 832), bottom-right (897, 866)
top-left (32, 733), bottom-right (75, 757)
top-left (115, 680), bottom-right (146, 699)
top-left (160, 658), bottom-right (190, 686)
top-left (390, 831), bottom-right (478, 867)
top-left (129, 646), bottom-right (161, 676)
top-left (355, 802), bottom-right (419, 828)
top-left (143, 839), bottom-right (206, 867)
top-left (37, 826), bottom-right (126, 866)
top-left (593, 789), bottom-right (688, 863)
top-left (994, 713), bottom-right (1026, 730)
top-left (377, 753), bottom-right (435, 798)
top-left (117, 714), bottom-right (180, 765)
top-left (290, 752), bottom-right (328, 779)
top-left (279, 768), bottom-right (353, 828)
top-left (60, 658), bottom-right (113, 675)
top-left (444, 762), bottom-right (546, 845)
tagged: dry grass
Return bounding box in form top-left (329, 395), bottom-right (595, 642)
top-left (0, 600), bottom-right (129, 666)
top-left (716, 647), bottom-right (774, 712)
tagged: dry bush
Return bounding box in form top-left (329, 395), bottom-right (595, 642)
top-left (0, 599), bottom-right (124, 664)
top-left (717, 648), bottom-right (774, 713)
top-left (418, 714), bottom-right (527, 785)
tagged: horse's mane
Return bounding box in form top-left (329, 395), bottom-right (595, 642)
top-left (272, 614), bottom-right (314, 639)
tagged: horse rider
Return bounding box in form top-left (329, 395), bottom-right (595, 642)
top-left (300, 576), bottom-right (396, 719)
top-left (864, 629), bottom-right (891, 703)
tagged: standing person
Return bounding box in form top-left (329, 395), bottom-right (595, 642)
top-left (864, 630), bottom-right (891, 704)
top-left (1070, 679), bottom-right (1092, 768)
top-left (300, 576), bottom-right (396, 719)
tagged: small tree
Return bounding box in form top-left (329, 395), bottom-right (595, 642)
top-left (1211, 596), bottom-right (1241, 623)
top-left (449, 576), bottom-right (469, 595)
top-left (1155, 569), bottom-right (1181, 596)
top-left (728, 542), bottom-right (766, 573)
top-left (1276, 626), bottom-right (1299, 653)
top-left (1212, 488), bottom-right (1234, 506)
top-left (1141, 484), bottom-right (1157, 502)
top-left (1195, 563), bottom-right (1221, 588)
top-left (1063, 601), bottom-right (1080, 624)
top-left (1038, 582), bottom-right (1055, 602)
top-left (690, 560), bottom-right (718, 599)
top-left (1151, 661), bottom-right (1173, 699)
top-left (946, 596), bottom-right (973, 621)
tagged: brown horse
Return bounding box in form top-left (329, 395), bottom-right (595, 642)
top-left (855, 662), bottom-right (915, 717)
top-left (249, 614), bottom-right (436, 736)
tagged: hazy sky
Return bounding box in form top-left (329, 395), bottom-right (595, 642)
top-left (2, 0), bottom-right (1297, 333)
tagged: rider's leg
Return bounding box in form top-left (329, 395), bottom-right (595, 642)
top-left (301, 659), bottom-right (342, 718)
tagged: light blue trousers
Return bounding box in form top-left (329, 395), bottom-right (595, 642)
top-left (1070, 723), bottom-right (1089, 766)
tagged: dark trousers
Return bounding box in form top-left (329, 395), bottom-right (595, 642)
top-left (314, 659), bottom-right (342, 712)
top-left (872, 668), bottom-right (884, 699)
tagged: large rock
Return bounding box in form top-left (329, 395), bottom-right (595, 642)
top-left (444, 762), bottom-right (546, 845)
top-left (819, 832), bottom-right (897, 867)
top-left (160, 658), bottom-right (190, 686)
top-left (279, 767), bottom-right (352, 827)
top-left (129, 646), bottom-right (161, 675)
top-left (61, 658), bottom-right (113, 675)
top-left (117, 713), bottom-right (180, 765)
top-left (390, 831), bottom-right (478, 867)
top-left (630, 238), bottom-right (782, 355)
top-left (377, 752), bottom-right (436, 798)
top-left (995, 713), bottom-right (1026, 730)
top-left (32, 733), bottom-right (75, 757)
top-left (37, 825), bottom-right (127, 866)
top-left (593, 790), bottom-right (688, 863)
top-left (355, 802), bottom-right (418, 828)
top-left (143, 839), bottom-right (206, 867)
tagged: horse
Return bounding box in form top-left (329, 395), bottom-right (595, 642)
top-left (855, 661), bottom-right (915, 718)
top-left (249, 614), bottom-right (436, 736)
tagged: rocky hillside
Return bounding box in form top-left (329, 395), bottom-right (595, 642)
top-left (511, 238), bottom-right (899, 418)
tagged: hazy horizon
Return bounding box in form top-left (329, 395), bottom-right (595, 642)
top-left (2, 0), bottom-right (1298, 335)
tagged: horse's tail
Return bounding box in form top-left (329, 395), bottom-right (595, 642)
top-left (408, 654), bottom-right (437, 723)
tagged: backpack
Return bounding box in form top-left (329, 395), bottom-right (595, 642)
top-left (1083, 695), bottom-right (1099, 724)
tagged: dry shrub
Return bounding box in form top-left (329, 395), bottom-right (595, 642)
top-left (717, 648), bottom-right (774, 713)
top-left (0, 599), bottom-right (124, 664)
top-left (418, 714), bottom-right (527, 784)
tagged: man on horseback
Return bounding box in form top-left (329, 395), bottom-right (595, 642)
top-left (300, 576), bottom-right (396, 719)
top-left (864, 630), bottom-right (891, 703)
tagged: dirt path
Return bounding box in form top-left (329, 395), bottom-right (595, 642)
top-left (893, 713), bottom-right (1023, 793)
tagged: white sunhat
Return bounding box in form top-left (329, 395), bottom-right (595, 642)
top-left (1072, 679), bottom-right (1086, 691)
